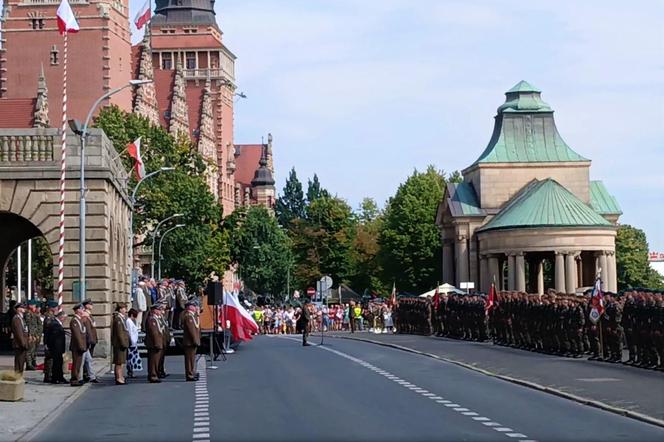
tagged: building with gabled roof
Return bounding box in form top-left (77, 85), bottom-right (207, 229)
top-left (436, 81), bottom-right (621, 295)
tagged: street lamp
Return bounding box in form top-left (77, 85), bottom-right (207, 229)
top-left (69, 78), bottom-right (153, 302)
top-left (157, 224), bottom-right (185, 280)
top-left (129, 167), bottom-right (175, 296)
top-left (150, 213), bottom-right (184, 277)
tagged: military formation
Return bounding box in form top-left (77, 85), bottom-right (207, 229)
top-left (395, 289), bottom-right (664, 370)
top-left (7, 277), bottom-right (203, 385)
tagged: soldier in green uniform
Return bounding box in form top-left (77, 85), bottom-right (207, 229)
top-left (42, 300), bottom-right (59, 383)
top-left (25, 299), bottom-right (43, 370)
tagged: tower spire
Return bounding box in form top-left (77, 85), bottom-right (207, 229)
top-left (33, 64), bottom-right (49, 128)
top-left (133, 35), bottom-right (160, 125)
top-left (169, 59), bottom-right (190, 137)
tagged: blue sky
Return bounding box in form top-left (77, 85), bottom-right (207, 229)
top-left (130, 0), bottom-right (664, 250)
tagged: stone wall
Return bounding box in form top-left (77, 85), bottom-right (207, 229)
top-left (0, 128), bottom-right (131, 357)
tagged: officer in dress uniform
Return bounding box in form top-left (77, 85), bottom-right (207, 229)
top-left (81, 300), bottom-right (100, 383)
top-left (69, 304), bottom-right (88, 386)
top-left (42, 301), bottom-right (58, 383)
top-left (145, 304), bottom-right (165, 383)
top-left (181, 301), bottom-right (201, 381)
top-left (11, 302), bottom-right (29, 374)
top-left (47, 310), bottom-right (68, 384)
top-left (111, 303), bottom-right (130, 385)
top-left (157, 302), bottom-right (171, 378)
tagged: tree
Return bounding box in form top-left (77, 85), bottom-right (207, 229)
top-left (379, 166), bottom-right (445, 294)
top-left (227, 206), bottom-right (293, 297)
top-left (275, 168), bottom-right (306, 228)
top-left (616, 224), bottom-right (664, 289)
top-left (95, 106), bottom-right (230, 288)
top-left (306, 174), bottom-right (329, 204)
top-left (349, 198), bottom-right (386, 295)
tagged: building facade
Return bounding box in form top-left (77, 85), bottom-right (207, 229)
top-left (436, 81), bottom-right (622, 295)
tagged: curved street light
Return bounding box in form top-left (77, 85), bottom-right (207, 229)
top-left (158, 224), bottom-right (185, 280)
top-left (70, 78), bottom-right (152, 301)
top-left (150, 213), bottom-right (184, 277)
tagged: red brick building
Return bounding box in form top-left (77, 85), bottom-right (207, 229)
top-left (0, 0), bottom-right (275, 215)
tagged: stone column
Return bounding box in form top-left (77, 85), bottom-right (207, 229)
top-left (507, 253), bottom-right (516, 291)
top-left (598, 251), bottom-right (608, 291)
top-left (488, 255), bottom-right (500, 291)
top-left (554, 251), bottom-right (565, 293)
top-left (577, 255), bottom-right (584, 288)
top-left (456, 235), bottom-right (468, 287)
top-left (442, 241), bottom-right (454, 285)
top-left (515, 253), bottom-right (526, 293)
top-left (565, 252), bottom-right (578, 294)
top-left (607, 251), bottom-right (617, 293)
top-left (479, 255), bottom-right (488, 293)
top-left (537, 260), bottom-right (544, 296)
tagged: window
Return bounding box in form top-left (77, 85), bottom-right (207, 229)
top-left (31, 19), bottom-right (44, 30)
top-left (50, 45), bottom-right (59, 65)
top-left (161, 52), bottom-right (172, 70)
top-left (186, 52), bottom-right (196, 70)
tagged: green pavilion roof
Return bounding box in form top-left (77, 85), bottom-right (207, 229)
top-left (590, 181), bottom-right (622, 215)
top-left (471, 81), bottom-right (589, 165)
top-left (478, 179), bottom-right (611, 232)
top-left (446, 183), bottom-right (483, 217)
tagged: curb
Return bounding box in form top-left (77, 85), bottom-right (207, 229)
top-left (332, 335), bottom-right (664, 429)
top-left (17, 363), bottom-right (111, 442)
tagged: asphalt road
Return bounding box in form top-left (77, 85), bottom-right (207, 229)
top-left (34, 336), bottom-right (664, 442)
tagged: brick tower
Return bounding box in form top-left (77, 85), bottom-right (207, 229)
top-left (134, 0), bottom-right (237, 213)
top-left (0, 0), bottom-right (133, 122)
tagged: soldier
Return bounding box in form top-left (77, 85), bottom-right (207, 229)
top-left (11, 302), bottom-right (29, 374)
top-left (111, 303), bottom-right (130, 385)
top-left (25, 299), bottom-right (43, 370)
top-left (42, 300), bottom-right (59, 383)
top-left (181, 301), bottom-right (201, 381)
top-left (70, 304), bottom-right (88, 386)
top-left (81, 300), bottom-right (100, 383)
top-left (47, 310), bottom-right (68, 384)
top-left (623, 291), bottom-right (637, 364)
top-left (158, 302), bottom-right (171, 378)
top-left (145, 304), bottom-right (165, 383)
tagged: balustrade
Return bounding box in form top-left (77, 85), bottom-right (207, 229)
top-left (0, 134), bottom-right (54, 163)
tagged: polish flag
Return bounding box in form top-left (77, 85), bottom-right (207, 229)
top-left (126, 137), bottom-right (146, 180)
top-left (56, 0), bottom-right (80, 35)
top-left (485, 281), bottom-right (496, 314)
top-left (134, 0), bottom-right (152, 30)
top-left (590, 277), bottom-right (604, 316)
top-left (221, 291), bottom-right (259, 342)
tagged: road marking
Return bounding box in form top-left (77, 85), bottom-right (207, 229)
top-left (192, 359), bottom-right (210, 442)
top-left (575, 378), bottom-right (620, 382)
top-left (279, 336), bottom-right (536, 442)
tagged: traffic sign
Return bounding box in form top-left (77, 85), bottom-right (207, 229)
top-left (306, 287), bottom-right (316, 297)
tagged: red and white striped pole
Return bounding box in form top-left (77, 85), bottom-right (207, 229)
top-left (57, 31), bottom-right (68, 310)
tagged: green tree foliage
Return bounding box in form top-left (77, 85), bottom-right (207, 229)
top-left (306, 174), bottom-right (329, 204)
top-left (616, 224), bottom-right (664, 289)
top-left (379, 166), bottom-right (445, 294)
top-left (227, 206), bottom-right (292, 297)
top-left (95, 106), bottom-right (230, 288)
top-left (348, 198), bottom-right (386, 295)
top-left (275, 167), bottom-right (306, 228)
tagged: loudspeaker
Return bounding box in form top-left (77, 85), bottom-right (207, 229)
top-left (206, 281), bottom-right (223, 305)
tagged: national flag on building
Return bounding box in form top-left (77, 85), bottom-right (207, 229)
top-left (56, 0), bottom-right (80, 35)
top-left (220, 291), bottom-right (259, 342)
top-left (126, 137), bottom-right (146, 180)
top-left (485, 280), bottom-right (496, 314)
top-left (134, 0), bottom-right (152, 30)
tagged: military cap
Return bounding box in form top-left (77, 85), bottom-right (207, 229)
top-left (72, 303), bottom-right (84, 311)
top-left (27, 299), bottom-right (39, 306)
top-left (47, 300), bottom-right (59, 308)
top-left (15, 302), bottom-right (27, 309)
top-left (185, 300), bottom-right (198, 307)
top-left (82, 299), bottom-right (94, 306)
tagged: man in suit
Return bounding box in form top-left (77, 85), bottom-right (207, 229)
top-left (181, 301), bottom-right (201, 381)
top-left (70, 304), bottom-right (88, 386)
top-left (47, 310), bottom-right (68, 384)
top-left (145, 304), bottom-right (165, 383)
top-left (111, 303), bottom-right (130, 385)
top-left (42, 301), bottom-right (59, 383)
top-left (81, 300), bottom-right (100, 383)
top-left (11, 302), bottom-right (29, 374)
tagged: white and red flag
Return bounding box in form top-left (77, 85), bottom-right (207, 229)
top-left (134, 0), bottom-right (152, 30)
top-left (220, 291), bottom-right (259, 342)
top-left (126, 137), bottom-right (146, 180)
top-left (589, 277), bottom-right (605, 317)
top-left (389, 282), bottom-right (397, 307)
top-left (56, 0), bottom-right (80, 35)
top-left (485, 280), bottom-right (496, 314)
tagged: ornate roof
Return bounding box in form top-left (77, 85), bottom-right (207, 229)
top-left (153, 0), bottom-right (218, 27)
top-left (446, 183), bottom-right (484, 217)
top-left (478, 179), bottom-right (611, 232)
top-left (471, 81), bottom-right (589, 165)
top-left (590, 181), bottom-right (622, 215)
top-left (251, 146), bottom-right (275, 187)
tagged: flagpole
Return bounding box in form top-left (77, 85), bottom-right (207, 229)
top-left (57, 30), bottom-right (68, 310)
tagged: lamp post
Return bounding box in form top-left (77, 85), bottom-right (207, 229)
top-left (69, 79), bottom-right (152, 302)
top-left (158, 224), bottom-right (185, 280)
top-left (150, 213), bottom-right (184, 277)
top-left (129, 167), bottom-right (175, 297)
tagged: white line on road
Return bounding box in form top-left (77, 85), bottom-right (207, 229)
top-left (192, 359), bottom-right (210, 442)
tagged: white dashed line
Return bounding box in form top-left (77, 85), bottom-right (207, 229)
top-left (192, 359), bottom-right (210, 442)
top-left (279, 336), bottom-right (536, 442)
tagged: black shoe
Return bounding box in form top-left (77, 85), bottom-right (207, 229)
top-left (25, 366), bottom-right (36, 371)
top-left (115, 380), bottom-right (127, 385)
top-left (90, 378), bottom-right (102, 384)
top-left (149, 379), bottom-right (162, 384)
top-left (70, 381), bottom-right (83, 387)
top-left (186, 377), bottom-right (197, 382)
top-left (158, 373), bottom-right (169, 379)
top-left (194, 374), bottom-right (200, 380)
top-left (303, 342), bottom-right (311, 346)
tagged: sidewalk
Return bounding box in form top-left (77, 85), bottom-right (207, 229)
top-left (0, 355), bottom-right (109, 442)
top-left (329, 331), bottom-right (664, 424)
